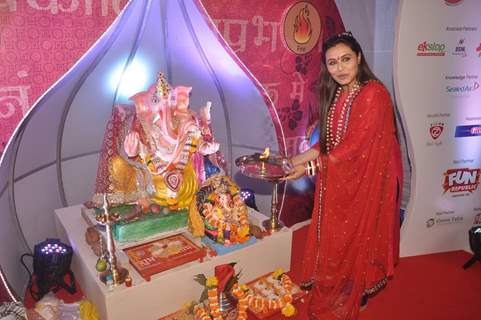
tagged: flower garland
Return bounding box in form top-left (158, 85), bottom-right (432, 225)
top-left (193, 269), bottom-right (296, 320)
top-left (193, 275), bottom-right (248, 320)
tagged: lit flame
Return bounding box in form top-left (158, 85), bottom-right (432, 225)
top-left (293, 5), bottom-right (312, 45)
top-left (260, 147), bottom-right (270, 160)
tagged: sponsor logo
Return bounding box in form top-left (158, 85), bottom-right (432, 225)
top-left (427, 121), bottom-right (446, 146)
top-left (453, 159), bottom-right (474, 165)
top-left (452, 39), bottom-right (467, 57)
top-left (426, 216), bottom-right (464, 228)
top-left (443, 168), bottom-right (481, 193)
top-left (445, 0), bottom-right (463, 5)
top-left (429, 123), bottom-right (444, 139)
top-left (474, 213), bottom-right (481, 225)
top-left (455, 124), bottom-right (481, 137)
top-left (435, 210), bottom-right (455, 216)
top-left (466, 116), bottom-right (481, 121)
top-left (445, 74), bottom-right (478, 81)
top-left (427, 112), bottom-right (450, 119)
top-left (446, 81), bottom-right (479, 94)
top-left (446, 26), bottom-right (477, 31)
top-left (426, 218), bottom-right (435, 228)
top-left (417, 41), bottom-right (446, 56)
top-left (283, 2), bottom-right (321, 55)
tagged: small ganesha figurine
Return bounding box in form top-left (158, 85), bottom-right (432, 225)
top-left (193, 174), bottom-right (251, 245)
top-left (91, 73), bottom-right (225, 222)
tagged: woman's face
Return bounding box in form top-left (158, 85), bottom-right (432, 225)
top-left (325, 43), bottom-right (361, 90)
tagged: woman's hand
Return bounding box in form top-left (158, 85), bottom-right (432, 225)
top-left (281, 164), bottom-right (305, 181)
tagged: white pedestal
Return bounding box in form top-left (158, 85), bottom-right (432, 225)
top-left (54, 205), bottom-right (292, 320)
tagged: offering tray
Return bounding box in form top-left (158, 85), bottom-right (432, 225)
top-left (235, 153), bottom-right (290, 181)
top-left (235, 150), bottom-right (290, 232)
top-left (246, 272), bottom-right (306, 319)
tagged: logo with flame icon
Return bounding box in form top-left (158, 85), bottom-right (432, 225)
top-left (283, 2), bottom-right (321, 54)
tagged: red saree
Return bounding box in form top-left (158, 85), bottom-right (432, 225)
top-left (302, 81), bottom-right (402, 319)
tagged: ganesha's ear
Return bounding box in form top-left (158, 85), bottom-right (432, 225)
top-left (199, 103), bottom-right (212, 122)
top-left (176, 86), bottom-right (192, 95)
top-left (178, 86), bottom-right (192, 93)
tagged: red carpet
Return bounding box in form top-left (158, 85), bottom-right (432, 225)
top-left (290, 226), bottom-right (481, 320)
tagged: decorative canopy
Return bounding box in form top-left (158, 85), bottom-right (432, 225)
top-left (0, 0), bottom-right (284, 295)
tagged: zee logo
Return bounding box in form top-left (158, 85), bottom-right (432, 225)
top-left (430, 123), bottom-right (444, 139)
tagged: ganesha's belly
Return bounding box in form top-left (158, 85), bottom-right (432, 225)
top-left (150, 161), bottom-right (198, 209)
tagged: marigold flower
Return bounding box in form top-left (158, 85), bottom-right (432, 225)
top-left (272, 268), bottom-right (285, 279)
top-left (182, 300), bottom-right (194, 310)
top-left (206, 276), bottom-right (218, 288)
top-left (240, 284), bottom-right (250, 292)
top-left (281, 302), bottom-right (296, 317)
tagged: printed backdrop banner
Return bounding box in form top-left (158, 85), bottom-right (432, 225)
top-left (0, 1), bottom-right (343, 225)
top-left (201, 0), bottom-right (344, 225)
top-left (396, 0), bottom-right (481, 256)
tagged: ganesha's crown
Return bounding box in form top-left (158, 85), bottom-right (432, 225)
top-left (152, 72), bottom-right (171, 103)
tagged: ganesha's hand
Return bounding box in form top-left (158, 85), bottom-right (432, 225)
top-left (198, 141), bottom-right (220, 155)
top-left (199, 102), bottom-right (212, 124)
top-left (124, 131), bottom-right (140, 157)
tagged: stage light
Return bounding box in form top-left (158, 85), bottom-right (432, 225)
top-left (28, 239), bottom-right (76, 301)
top-left (469, 226), bottom-right (481, 252)
top-left (240, 188), bottom-right (258, 211)
top-left (463, 226), bottom-right (481, 269)
top-left (109, 57), bottom-right (149, 102)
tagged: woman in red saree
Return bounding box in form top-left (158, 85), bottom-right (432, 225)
top-left (284, 32), bottom-right (402, 319)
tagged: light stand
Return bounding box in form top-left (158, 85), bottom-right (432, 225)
top-left (463, 226), bottom-right (481, 269)
top-left (31, 239), bottom-right (76, 301)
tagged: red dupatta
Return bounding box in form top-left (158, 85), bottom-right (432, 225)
top-left (302, 81), bottom-right (402, 319)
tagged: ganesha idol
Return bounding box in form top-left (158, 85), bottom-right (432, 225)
top-left (193, 174), bottom-right (251, 247)
top-left (91, 73), bottom-right (225, 237)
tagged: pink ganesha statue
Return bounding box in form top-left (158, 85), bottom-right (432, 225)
top-left (91, 73), bottom-right (225, 225)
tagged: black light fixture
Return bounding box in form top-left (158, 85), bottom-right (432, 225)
top-left (463, 226), bottom-right (481, 269)
top-left (23, 238), bottom-right (76, 301)
top-left (240, 188), bottom-right (258, 211)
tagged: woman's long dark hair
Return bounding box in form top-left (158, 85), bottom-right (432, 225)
top-left (318, 32), bottom-right (378, 154)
